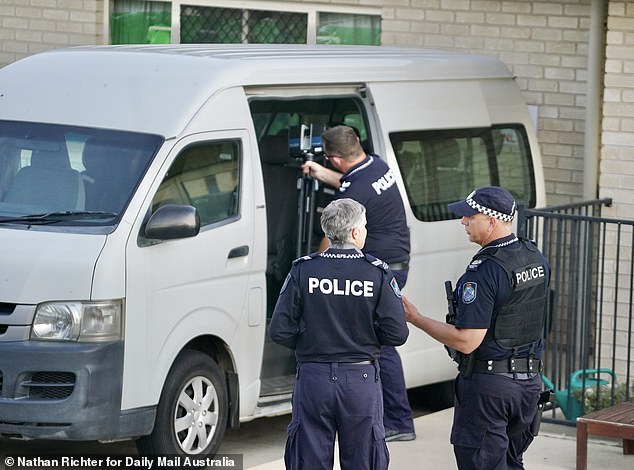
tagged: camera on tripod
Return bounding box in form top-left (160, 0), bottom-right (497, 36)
top-left (288, 124), bottom-right (326, 164)
top-left (288, 124), bottom-right (327, 257)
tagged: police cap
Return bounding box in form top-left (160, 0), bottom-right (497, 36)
top-left (448, 186), bottom-right (516, 222)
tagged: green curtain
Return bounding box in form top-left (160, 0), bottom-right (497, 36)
top-left (317, 13), bottom-right (381, 46)
top-left (110, 0), bottom-right (171, 45)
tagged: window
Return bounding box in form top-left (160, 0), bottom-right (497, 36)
top-left (109, 1), bottom-right (380, 46)
top-left (180, 6), bottom-right (307, 44)
top-left (0, 121), bottom-right (160, 223)
top-left (110, 0), bottom-right (171, 44)
top-left (391, 125), bottom-right (536, 222)
top-left (153, 140), bottom-right (240, 227)
top-left (317, 12), bottom-right (380, 45)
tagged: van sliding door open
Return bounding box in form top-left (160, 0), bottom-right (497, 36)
top-left (248, 93), bottom-right (373, 397)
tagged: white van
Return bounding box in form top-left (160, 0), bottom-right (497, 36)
top-left (0, 45), bottom-right (545, 455)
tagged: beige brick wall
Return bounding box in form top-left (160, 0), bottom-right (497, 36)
top-left (601, 2), bottom-right (634, 220)
top-left (374, 0), bottom-right (593, 206)
top-left (598, 3), bottom-right (634, 379)
top-left (0, 0), bottom-right (104, 66)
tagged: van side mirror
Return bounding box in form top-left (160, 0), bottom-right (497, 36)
top-left (144, 204), bottom-right (200, 241)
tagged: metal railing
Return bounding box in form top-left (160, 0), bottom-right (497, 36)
top-left (517, 199), bottom-right (634, 424)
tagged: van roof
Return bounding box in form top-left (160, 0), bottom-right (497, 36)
top-left (0, 45), bottom-right (513, 137)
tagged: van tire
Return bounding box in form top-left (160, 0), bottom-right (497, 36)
top-left (136, 349), bottom-right (228, 457)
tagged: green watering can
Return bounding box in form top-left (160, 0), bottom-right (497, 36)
top-left (541, 368), bottom-right (616, 421)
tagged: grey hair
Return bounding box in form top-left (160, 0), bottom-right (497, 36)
top-left (320, 198), bottom-right (366, 245)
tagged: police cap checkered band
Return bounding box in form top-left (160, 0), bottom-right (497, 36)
top-left (447, 186), bottom-right (516, 222)
top-left (465, 195), bottom-right (515, 222)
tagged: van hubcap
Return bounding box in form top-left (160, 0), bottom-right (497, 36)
top-left (174, 376), bottom-right (219, 454)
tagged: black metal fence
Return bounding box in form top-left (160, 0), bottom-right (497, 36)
top-left (517, 199), bottom-right (634, 424)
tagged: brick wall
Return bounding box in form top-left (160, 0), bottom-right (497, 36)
top-left (598, 2), bottom-right (634, 380)
top-left (374, 0), bottom-right (593, 205)
top-left (601, 2), bottom-right (634, 220)
top-left (0, 0), bottom-right (104, 67)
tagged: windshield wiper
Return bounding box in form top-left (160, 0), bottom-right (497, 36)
top-left (0, 211), bottom-right (118, 224)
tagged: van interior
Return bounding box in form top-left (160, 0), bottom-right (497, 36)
top-left (249, 96), bottom-right (371, 396)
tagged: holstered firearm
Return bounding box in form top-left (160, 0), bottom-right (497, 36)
top-left (530, 389), bottom-right (554, 436)
top-left (444, 280), bottom-right (474, 377)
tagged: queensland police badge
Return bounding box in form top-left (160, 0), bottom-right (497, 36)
top-left (461, 282), bottom-right (477, 304)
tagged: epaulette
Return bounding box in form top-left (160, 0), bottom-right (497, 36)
top-left (466, 257), bottom-right (491, 272)
top-left (292, 252), bottom-right (320, 265)
top-left (364, 253), bottom-right (390, 272)
top-left (523, 237), bottom-right (539, 251)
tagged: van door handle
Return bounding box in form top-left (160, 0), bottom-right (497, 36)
top-left (228, 245), bottom-right (249, 259)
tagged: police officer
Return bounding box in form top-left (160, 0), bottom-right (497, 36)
top-left (402, 186), bottom-right (550, 470)
top-left (303, 125), bottom-right (416, 442)
top-left (269, 198), bottom-right (409, 470)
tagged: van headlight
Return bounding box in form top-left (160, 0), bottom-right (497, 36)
top-left (31, 300), bottom-right (123, 342)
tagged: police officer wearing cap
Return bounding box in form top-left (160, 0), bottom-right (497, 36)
top-left (403, 186), bottom-right (550, 470)
top-left (303, 125), bottom-right (415, 442)
top-left (269, 198), bottom-right (409, 470)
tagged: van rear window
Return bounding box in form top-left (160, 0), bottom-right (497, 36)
top-left (391, 125), bottom-right (536, 222)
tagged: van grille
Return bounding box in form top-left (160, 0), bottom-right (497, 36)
top-left (20, 372), bottom-right (76, 400)
top-left (0, 303), bottom-right (16, 315)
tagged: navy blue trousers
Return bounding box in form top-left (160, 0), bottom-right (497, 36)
top-left (381, 268), bottom-right (415, 433)
top-left (451, 372), bottom-right (542, 470)
top-left (284, 362), bottom-right (389, 470)
top-left (379, 346), bottom-right (415, 433)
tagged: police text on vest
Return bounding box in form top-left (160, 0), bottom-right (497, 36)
top-left (515, 265), bottom-right (545, 284)
top-left (308, 277), bottom-right (374, 297)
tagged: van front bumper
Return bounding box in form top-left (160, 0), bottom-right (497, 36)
top-left (0, 340), bottom-right (154, 440)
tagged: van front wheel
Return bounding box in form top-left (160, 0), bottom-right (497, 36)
top-left (137, 350), bottom-right (228, 456)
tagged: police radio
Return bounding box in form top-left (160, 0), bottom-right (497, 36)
top-left (445, 280), bottom-right (475, 376)
top-left (444, 281), bottom-right (459, 362)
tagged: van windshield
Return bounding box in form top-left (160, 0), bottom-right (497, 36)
top-left (0, 121), bottom-right (162, 227)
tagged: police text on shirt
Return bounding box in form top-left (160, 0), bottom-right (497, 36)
top-left (371, 169), bottom-right (397, 195)
top-left (308, 277), bottom-right (374, 297)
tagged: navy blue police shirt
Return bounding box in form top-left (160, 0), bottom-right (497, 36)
top-left (268, 247), bottom-right (409, 363)
top-left (336, 155), bottom-right (410, 265)
top-left (454, 235), bottom-right (549, 361)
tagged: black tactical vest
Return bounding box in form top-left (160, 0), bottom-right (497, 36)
top-left (476, 238), bottom-right (548, 352)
